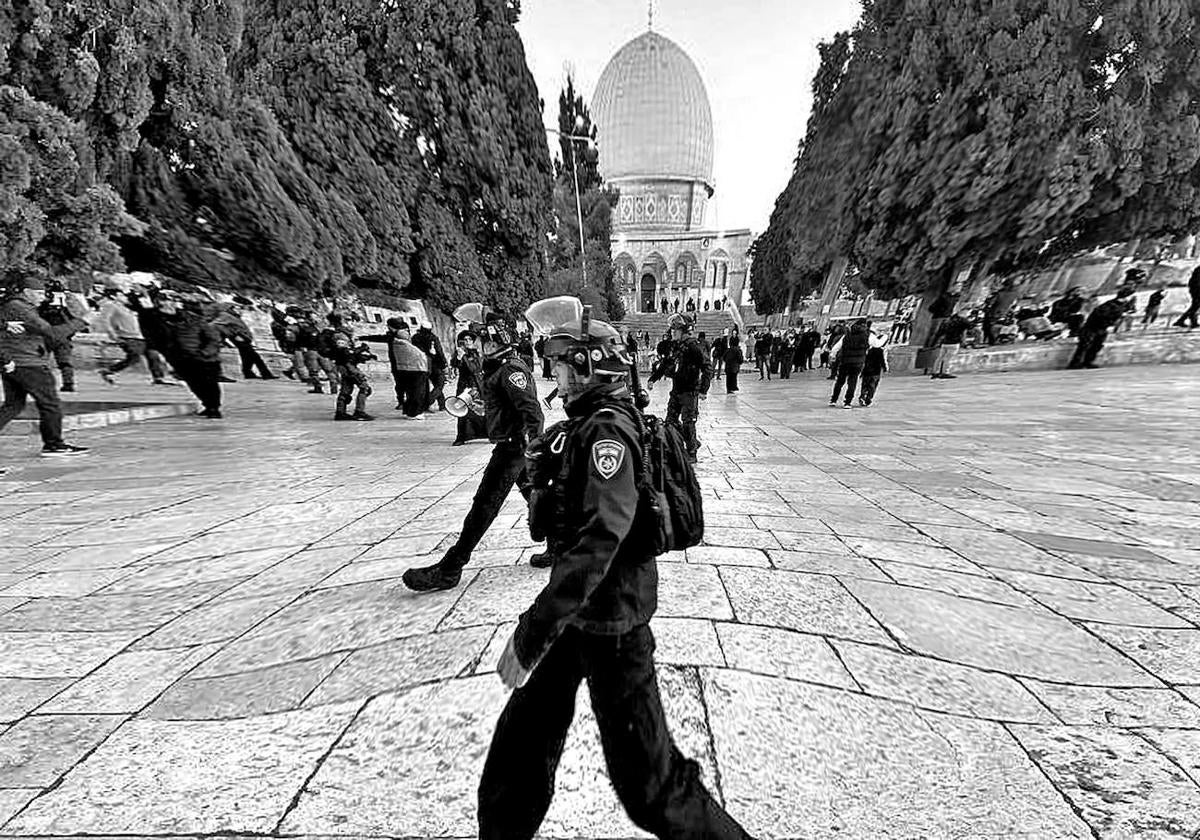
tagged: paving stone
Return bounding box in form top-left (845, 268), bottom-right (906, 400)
top-left (841, 537), bottom-right (982, 573)
top-left (655, 562), bottom-right (734, 620)
top-left (995, 569), bottom-right (1190, 626)
top-left (768, 550), bottom-right (888, 580)
top-left (0, 580), bottom-right (231, 633)
top-left (648, 618), bottom-right (725, 667)
top-left (1005, 529), bottom-right (1166, 561)
top-left (6, 702), bottom-right (358, 835)
top-left (1059, 551), bottom-right (1200, 585)
top-left (1087, 625), bottom-right (1200, 684)
top-left (845, 580), bottom-right (1156, 685)
top-left (715, 624), bottom-right (855, 688)
top-left (0, 631), bottom-right (133, 679)
top-left (720, 568), bottom-right (892, 645)
top-left (146, 654), bottom-right (346, 720)
top-left (305, 626), bottom-right (494, 706)
top-left (0, 789), bottom-right (38, 825)
top-left (189, 580), bottom-right (458, 676)
top-left (0, 568), bottom-right (132, 598)
top-left (702, 526), bottom-right (781, 550)
top-left (0, 713), bottom-right (126, 786)
top-left (1012, 725), bottom-right (1200, 839)
top-left (749, 514), bottom-right (831, 533)
top-left (18, 541), bottom-right (179, 571)
top-left (134, 589), bottom-right (302, 649)
top-left (1139, 728), bottom-right (1200, 786)
top-left (876, 561), bottom-right (1033, 606)
top-left (439, 565), bottom-right (549, 629)
top-left (684, 546), bottom-right (771, 567)
top-left (834, 642), bottom-right (1055, 723)
top-left (0, 678), bottom-right (72, 722)
top-left (1020, 681), bottom-right (1200, 728)
top-left (42, 647), bottom-right (216, 714)
top-left (768, 531), bottom-right (849, 555)
top-left (919, 525), bottom-right (1100, 578)
top-left (217, 545), bottom-right (362, 598)
top-left (702, 670), bottom-right (1092, 839)
top-left (142, 532), bottom-right (309, 564)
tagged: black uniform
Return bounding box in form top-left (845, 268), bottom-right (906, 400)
top-left (432, 352), bottom-right (543, 577)
top-left (1069, 296), bottom-right (1134, 369)
top-left (648, 335), bottom-right (712, 458)
top-left (478, 383), bottom-right (752, 840)
top-left (330, 328), bottom-right (373, 417)
top-left (37, 297), bottom-right (75, 391)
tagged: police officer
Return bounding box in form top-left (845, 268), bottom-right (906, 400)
top-left (1068, 285), bottom-right (1137, 370)
top-left (478, 296), bottom-right (752, 840)
top-left (328, 313), bottom-right (375, 421)
top-left (37, 280), bottom-right (76, 392)
top-left (403, 308), bottom-right (547, 592)
top-left (647, 312), bottom-right (711, 463)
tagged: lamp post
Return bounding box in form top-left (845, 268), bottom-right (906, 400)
top-left (546, 124), bottom-right (595, 286)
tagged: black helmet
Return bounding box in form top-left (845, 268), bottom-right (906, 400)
top-left (525, 296), bottom-right (631, 377)
top-left (666, 312), bottom-right (695, 333)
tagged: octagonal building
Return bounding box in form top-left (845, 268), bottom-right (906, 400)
top-left (592, 30), bottom-right (751, 320)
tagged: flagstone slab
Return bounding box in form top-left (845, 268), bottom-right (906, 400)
top-left (994, 569), bottom-right (1189, 626)
top-left (768, 531), bottom-right (850, 555)
top-left (684, 546), bottom-right (771, 567)
top-left (0, 631), bottom-right (133, 679)
top-left (0, 789), bottom-right (37, 826)
top-left (1005, 530), bottom-right (1165, 561)
top-left (102, 549), bottom-right (290, 595)
top-left (42, 646), bottom-right (216, 714)
top-left (702, 669), bottom-right (1092, 839)
top-left (1012, 725), bottom-right (1200, 839)
top-left (844, 580), bottom-right (1156, 686)
top-left (217, 545), bottom-right (363, 598)
top-left (1086, 625), bottom-right (1200, 684)
top-left (0, 713), bottom-right (126, 786)
top-left (833, 641), bottom-right (1055, 723)
top-left (1, 568), bottom-right (133, 598)
top-left (133, 589), bottom-right (303, 650)
top-left (440, 566), bottom-right (549, 629)
top-left (1060, 552), bottom-right (1200, 585)
top-left (190, 580), bottom-right (458, 677)
top-left (0, 678), bottom-right (72, 723)
top-left (146, 654), bottom-right (345, 720)
top-left (875, 561), bottom-right (1034, 607)
top-left (715, 624), bottom-right (855, 688)
top-left (840, 537), bottom-right (983, 573)
top-left (1019, 681), bottom-right (1200, 728)
top-left (655, 562), bottom-right (734, 620)
top-left (0, 580), bottom-right (231, 633)
top-left (5, 702), bottom-right (358, 835)
top-left (649, 618), bottom-right (725, 667)
top-left (1139, 728), bottom-right (1200, 786)
top-left (304, 626), bottom-right (494, 706)
top-left (767, 550), bottom-right (888, 580)
top-left (720, 568), bottom-right (893, 645)
top-left (919, 525), bottom-right (1098, 578)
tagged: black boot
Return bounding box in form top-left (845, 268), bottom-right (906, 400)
top-left (529, 551), bottom-right (555, 568)
top-left (402, 562), bottom-right (462, 593)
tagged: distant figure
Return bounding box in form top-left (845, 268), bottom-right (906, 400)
top-left (1142, 289), bottom-right (1165, 328)
top-left (724, 336), bottom-right (744, 394)
top-left (1174, 266), bottom-right (1200, 329)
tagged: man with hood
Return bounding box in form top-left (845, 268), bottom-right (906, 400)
top-left (1069, 286), bottom-right (1137, 370)
top-left (829, 319), bottom-right (872, 408)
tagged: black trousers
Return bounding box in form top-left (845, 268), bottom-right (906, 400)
top-left (725, 368), bottom-right (739, 393)
top-left (0, 367), bottom-right (65, 446)
top-left (832, 365), bottom-right (862, 404)
top-left (233, 337), bottom-right (272, 378)
top-left (859, 372), bottom-right (881, 405)
top-left (427, 367), bottom-right (447, 411)
top-left (395, 371), bottom-right (429, 417)
top-left (1068, 329), bottom-right (1107, 368)
top-left (51, 342), bottom-right (75, 389)
top-left (1176, 295), bottom-right (1200, 328)
top-left (479, 624), bottom-right (752, 840)
top-left (177, 360), bottom-right (222, 411)
top-left (442, 441), bottom-right (526, 573)
top-left (666, 392), bottom-right (701, 456)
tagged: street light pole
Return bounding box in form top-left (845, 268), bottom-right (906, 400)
top-left (547, 128), bottom-right (594, 287)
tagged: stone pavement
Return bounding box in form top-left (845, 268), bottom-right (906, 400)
top-left (1, 365), bottom-right (1199, 838)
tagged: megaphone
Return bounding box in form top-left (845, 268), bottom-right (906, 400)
top-left (446, 388), bottom-right (484, 418)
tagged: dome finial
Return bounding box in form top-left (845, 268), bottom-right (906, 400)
top-left (648, 0), bottom-right (655, 31)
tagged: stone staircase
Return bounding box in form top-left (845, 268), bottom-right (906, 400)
top-left (615, 309), bottom-right (738, 339)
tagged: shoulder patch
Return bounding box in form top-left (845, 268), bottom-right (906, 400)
top-left (507, 370), bottom-right (529, 390)
top-left (591, 439), bottom-right (627, 480)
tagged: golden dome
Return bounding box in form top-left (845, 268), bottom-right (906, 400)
top-left (591, 32), bottom-right (715, 189)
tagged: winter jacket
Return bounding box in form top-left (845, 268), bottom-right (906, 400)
top-left (837, 325), bottom-right (872, 369)
top-left (648, 336), bottom-right (712, 394)
top-left (391, 336), bottom-right (428, 372)
top-left (723, 344), bottom-right (744, 368)
top-left (95, 299), bottom-right (144, 342)
top-left (863, 346), bottom-right (889, 376)
top-left (166, 310), bottom-right (222, 364)
top-left (412, 328), bottom-right (447, 371)
top-left (482, 353), bottom-right (543, 445)
top-left (211, 311), bottom-right (253, 343)
top-left (0, 297), bottom-right (87, 369)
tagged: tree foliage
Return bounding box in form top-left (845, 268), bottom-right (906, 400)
top-left (1, 0), bottom-right (554, 312)
top-left (751, 0), bottom-right (1200, 310)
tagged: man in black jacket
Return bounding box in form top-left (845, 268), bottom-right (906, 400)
top-left (1175, 265), bottom-right (1200, 329)
top-left (161, 295), bottom-right (224, 418)
top-left (830, 320), bottom-right (871, 408)
top-left (648, 313), bottom-right (712, 463)
top-left (1069, 287), bottom-right (1136, 369)
top-left (413, 320), bottom-right (448, 411)
top-left (403, 312), bottom-right (546, 592)
top-left (478, 296), bottom-right (752, 840)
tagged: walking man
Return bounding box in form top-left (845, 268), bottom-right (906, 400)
top-left (829, 319), bottom-right (871, 408)
top-left (1069, 287), bottom-right (1137, 370)
top-left (161, 294), bottom-right (224, 418)
top-left (212, 304), bottom-right (275, 380)
top-left (1175, 266), bottom-right (1200, 329)
top-left (403, 310), bottom-right (546, 592)
top-left (0, 270), bottom-right (90, 456)
top-left (413, 320), bottom-right (448, 412)
top-left (328, 313), bottom-right (374, 422)
top-left (478, 295), bottom-right (753, 840)
top-left (648, 313), bottom-right (712, 463)
top-left (37, 280), bottom-right (77, 392)
top-left (96, 277), bottom-right (164, 384)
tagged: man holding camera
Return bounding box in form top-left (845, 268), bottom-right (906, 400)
top-left (328, 312), bottom-right (375, 422)
top-left (0, 270), bottom-right (91, 458)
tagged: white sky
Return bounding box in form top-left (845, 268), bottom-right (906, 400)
top-left (517, 0), bottom-right (864, 235)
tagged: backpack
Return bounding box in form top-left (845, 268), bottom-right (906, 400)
top-left (524, 403), bottom-right (705, 555)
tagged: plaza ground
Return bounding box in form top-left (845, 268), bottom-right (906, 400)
top-left (1, 363), bottom-right (1199, 838)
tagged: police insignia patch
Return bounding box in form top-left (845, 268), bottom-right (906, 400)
top-left (508, 371), bottom-right (529, 390)
top-left (592, 439), bottom-right (626, 479)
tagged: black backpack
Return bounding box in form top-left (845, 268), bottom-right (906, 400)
top-left (635, 413), bottom-right (705, 554)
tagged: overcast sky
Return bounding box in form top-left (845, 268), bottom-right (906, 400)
top-left (517, 0), bottom-right (863, 235)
